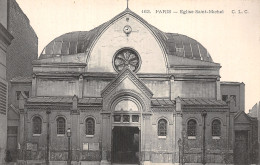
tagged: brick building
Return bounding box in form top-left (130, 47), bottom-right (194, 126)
top-left (12, 8), bottom-right (258, 165)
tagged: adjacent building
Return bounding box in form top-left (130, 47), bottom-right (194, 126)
top-left (248, 101), bottom-right (260, 164)
top-left (0, 0), bottom-right (14, 163)
top-left (3, 0), bottom-right (38, 162)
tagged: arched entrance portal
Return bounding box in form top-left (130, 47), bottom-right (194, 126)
top-left (111, 98), bottom-right (141, 164)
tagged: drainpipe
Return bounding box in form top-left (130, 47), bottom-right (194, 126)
top-left (46, 110), bottom-right (51, 165)
top-left (201, 110), bottom-right (207, 165)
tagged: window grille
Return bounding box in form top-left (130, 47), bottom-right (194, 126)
top-left (33, 117), bottom-right (42, 134)
top-left (123, 115), bottom-right (130, 122)
top-left (86, 118), bottom-right (95, 135)
top-left (187, 119), bottom-right (197, 136)
top-left (158, 119), bottom-right (167, 136)
top-left (57, 117), bottom-right (65, 135)
top-left (132, 115), bottom-right (139, 122)
top-left (212, 119), bottom-right (221, 136)
top-left (114, 115), bottom-right (121, 122)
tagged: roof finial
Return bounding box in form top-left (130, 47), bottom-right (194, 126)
top-left (127, 0), bottom-right (129, 9)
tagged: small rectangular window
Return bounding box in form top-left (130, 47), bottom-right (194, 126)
top-left (16, 91), bottom-right (21, 100)
top-left (132, 115), bottom-right (139, 122)
top-left (24, 91), bottom-right (29, 98)
top-left (222, 95), bottom-right (228, 102)
top-left (230, 95), bottom-right (236, 106)
top-left (114, 115), bottom-right (121, 122)
top-left (123, 115), bottom-right (130, 122)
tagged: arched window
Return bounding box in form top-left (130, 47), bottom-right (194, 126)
top-left (57, 117), bottom-right (65, 135)
top-left (33, 116), bottom-right (42, 134)
top-left (187, 119), bottom-right (197, 137)
top-left (158, 119), bottom-right (167, 136)
top-left (86, 118), bottom-right (95, 135)
top-left (212, 119), bottom-right (221, 136)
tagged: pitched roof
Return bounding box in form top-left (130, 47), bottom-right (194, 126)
top-left (151, 98), bottom-right (175, 107)
top-left (39, 9), bottom-right (213, 63)
top-left (181, 98), bottom-right (227, 106)
top-left (27, 96), bottom-right (102, 105)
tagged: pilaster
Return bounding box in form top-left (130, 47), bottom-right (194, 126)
top-left (71, 95), bottom-right (80, 161)
top-left (32, 73), bottom-right (37, 97)
top-left (141, 113), bottom-right (152, 163)
top-left (78, 74), bottom-right (83, 98)
top-left (170, 76), bottom-right (175, 100)
top-left (174, 97), bottom-right (182, 163)
top-left (18, 92), bottom-right (27, 160)
top-left (101, 112), bottom-right (111, 164)
top-left (216, 77), bottom-right (221, 100)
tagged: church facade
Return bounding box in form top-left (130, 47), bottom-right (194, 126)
top-left (14, 8), bottom-right (258, 165)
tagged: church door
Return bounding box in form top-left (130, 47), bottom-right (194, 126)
top-left (234, 131), bottom-right (249, 165)
top-left (112, 126), bottom-right (139, 164)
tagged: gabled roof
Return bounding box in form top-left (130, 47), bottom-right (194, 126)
top-left (101, 67), bottom-right (153, 98)
top-left (235, 110), bottom-right (252, 122)
top-left (39, 8), bottom-right (213, 63)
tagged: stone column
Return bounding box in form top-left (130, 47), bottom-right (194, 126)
top-left (101, 112), bottom-right (111, 165)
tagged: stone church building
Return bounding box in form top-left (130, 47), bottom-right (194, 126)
top-left (10, 8), bottom-right (258, 165)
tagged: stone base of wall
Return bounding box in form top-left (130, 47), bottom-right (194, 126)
top-left (16, 160), bottom-right (100, 165)
top-left (141, 163), bottom-right (233, 165)
top-left (14, 160), bottom-right (235, 165)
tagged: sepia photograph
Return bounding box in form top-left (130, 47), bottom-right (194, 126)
top-left (0, 0), bottom-right (260, 165)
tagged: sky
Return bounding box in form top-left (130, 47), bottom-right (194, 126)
top-left (16, 0), bottom-right (260, 112)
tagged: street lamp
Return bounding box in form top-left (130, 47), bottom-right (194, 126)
top-left (67, 128), bottom-right (72, 165)
top-left (201, 110), bottom-right (207, 165)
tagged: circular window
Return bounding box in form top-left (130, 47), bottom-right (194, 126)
top-left (113, 48), bottom-right (141, 72)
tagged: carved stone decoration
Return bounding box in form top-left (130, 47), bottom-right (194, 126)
top-left (113, 48), bottom-right (141, 73)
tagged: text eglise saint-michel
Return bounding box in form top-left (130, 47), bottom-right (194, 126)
top-left (142, 9), bottom-right (225, 14)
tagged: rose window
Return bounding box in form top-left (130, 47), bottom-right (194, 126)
top-left (113, 49), bottom-right (140, 72)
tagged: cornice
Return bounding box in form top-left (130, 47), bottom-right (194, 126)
top-left (170, 65), bottom-right (221, 70)
top-left (32, 61), bottom-right (87, 68)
